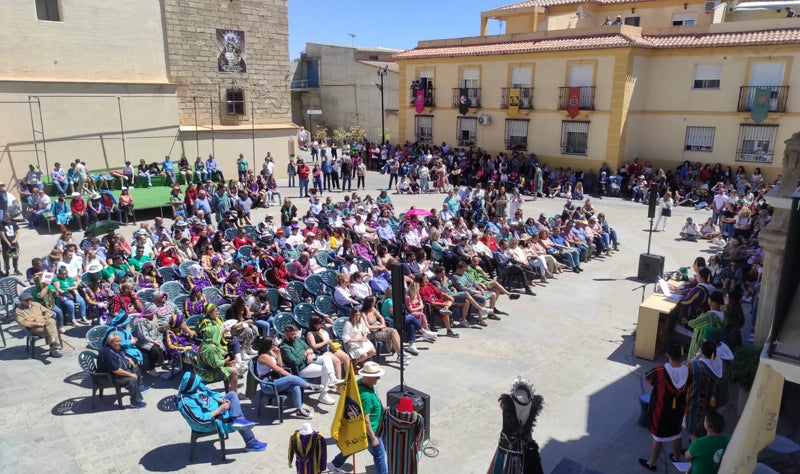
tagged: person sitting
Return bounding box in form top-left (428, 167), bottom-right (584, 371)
top-left (279, 324), bottom-right (342, 405)
top-left (164, 313), bottom-right (198, 363)
top-left (136, 261), bottom-right (162, 289)
top-left (16, 290), bottom-right (62, 358)
top-left (304, 315), bottom-right (349, 376)
top-left (176, 371), bottom-right (267, 452)
top-left (288, 251), bottom-right (312, 281)
top-left (415, 273), bottom-right (458, 338)
top-left (132, 305), bottom-right (167, 378)
top-left (680, 217), bottom-right (701, 242)
top-left (186, 263), bottom-right (212, 291)
top-left (254, 336), bottom-right (322, 420)
top-left (341, 308), bottom-right (377, 369)
top-left (361, 296), bottom-right (409, 365)
top-left (333, 272), bottom-right (359, 311)
top-left (97, 332), bottom-right (147, 408)
top-left (197, 324), bottom-right (239, 392)
top-left (109, 282), bottom-right (143, 315)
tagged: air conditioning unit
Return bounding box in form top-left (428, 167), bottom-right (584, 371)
top-left (477, 115), bottom-right (491, 125)
top-left (704, 0), bottom-right (720, 12)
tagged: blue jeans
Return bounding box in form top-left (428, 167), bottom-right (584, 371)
top-left (51, 306), bottom-right (64, 328)
top-left (54, 180), bottom-right (69, 194)
top-left (332, 437), bottom-right (387, 474)
top-left (254, 318), bottom-right (274, 336)
top-left (270, 375), bottom-right (307, 408)
top-left (558, 249), bottom-right (579, 268)
top-left (299, 178), bottom-right (309, 197)
top-left (221, 391), bottom-right (257, 445)
top-left (59, 293), bottom-right (87, 321)
top-left (405, 315), bottom-right (422, 342)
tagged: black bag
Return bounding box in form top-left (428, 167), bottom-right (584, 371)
top-left (661, 208), bottom-right (672, 217)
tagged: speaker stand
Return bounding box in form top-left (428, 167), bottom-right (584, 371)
top-left (646, 215), bottom-right (654, 255)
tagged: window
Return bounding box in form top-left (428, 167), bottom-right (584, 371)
top-left (456, 117), bottom-right (477, 146)
top-left (415, 115), bottom-right (433, 144)
top-left (412, 70), bottom-right (435, 106)
top-left (225, 89), bottom-right (245, 115)
top-left (684, 126), bottom-right (715, 152)
top-left (36, 0), bottom-right (61, 21)
top-left (736, 124), bottom-right (778, 163)
top-left (624, 16), bottom-right (641, 26)
top-left (560, 121), bottom-right (589, 155)
top-left (693, 64), bottom-right (722, 89)
top-left (672, 13), bottom-right (697, 25)
top-left (461, 69), bottom-right (480, 107)
top-left (505, 120), bottom-right (529, 150)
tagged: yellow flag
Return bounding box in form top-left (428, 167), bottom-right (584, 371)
top-left (508, 87), bottom-right (520, 117)
top-left (330, 363), bottom-right (368, 456)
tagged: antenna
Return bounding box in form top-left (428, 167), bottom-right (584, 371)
top-left (347, 33), bottom-right (356, 46)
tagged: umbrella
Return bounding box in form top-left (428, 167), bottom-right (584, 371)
top-left (86, 219), bottom-right (121, 235)
top-left (405, 208), bottom-right (432, 217)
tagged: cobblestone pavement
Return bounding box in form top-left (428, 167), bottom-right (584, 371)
top-left (0, 154), bottom-right (729, 473)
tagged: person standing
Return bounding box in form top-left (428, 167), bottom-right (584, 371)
top-left (1, 212), bottom-right (21, 276)
top-left (685, 341), bottom-right (722, 441)
top-left (287, 156), bottom-right (297, 188)
top-left (638, 344), bottom-right (688, 471)
top-left (237, 153), bottom-right (250, 183)
top-left (356, 160), bottom-right (367, 190)
top-left (321, 157), bottom-right (332, 191)
top-left (327, 362), bottom-right (388, 474)
top-left (654, 191), bottom-right (673, 232)
top-left (297, 160), bottom-right (311, 198)
top-left (340, 156), bottom-right (353, 192)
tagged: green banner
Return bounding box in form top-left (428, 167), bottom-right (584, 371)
top-left (750, 87), bottom-right (772, 124)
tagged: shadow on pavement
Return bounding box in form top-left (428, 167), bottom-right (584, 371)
top-left (139, 442), bottom-right (235, 470)
top-left (156, 395), bottom-right (177, 412)
top-left (51, 396), bottom-right (122, 415)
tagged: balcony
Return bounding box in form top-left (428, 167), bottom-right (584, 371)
top-left (452, 88), bottom-right (481, 109)
top-left (505, 136), bottom-right (528, 151)
top-left (557, 86), bottom-right (596, 110)
top-left (500, 87), bottom-right (534, 110)
top-left (737, 86), bottom-right (789, 113)
top-left (410, 88), bottom-right (436, 108)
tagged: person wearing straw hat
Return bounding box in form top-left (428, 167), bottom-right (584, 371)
top-left (328, 361), bottom-right (388, 474)
top-left (15, 290), bottom-right (62, 358)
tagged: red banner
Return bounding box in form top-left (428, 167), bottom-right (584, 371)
top-left (567, 87), bottom-right (581, 119)
top-left (415, 89), bottom-right (425, 113)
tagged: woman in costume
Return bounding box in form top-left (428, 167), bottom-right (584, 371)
top-left (488, 377), bottom-right (544, 474)
top-left (207, 255), bottom-right (228, 286)
top-left (186, 263), bottom-right (212, 292)
top-left (164, 312), bottom-right (198, 361)
top-left (184, 286), bottom-right (209, 318)
top-left (136, 261), bottom-right (162, 290)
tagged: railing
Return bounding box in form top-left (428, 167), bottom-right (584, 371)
top-left (415, 133), bottom-right (433, 144)
top-left (557, 86), bottom-right (596, 110)
top-left (290, 78), bottom-right (319, 90)
top-left (457, 138), bottom-right (475, 146)
top-left (500, 87), bottom-right (534, 109)
top-left (737, 86), bottom-right (789, 113)
top-left (410, 88), bottom-right (436, 107)
top-left (735, 151), bottom-right (774, 163)
top-left (505, 137), bottom-right (528, 151)
top-left (452, 88), bottom-right (481, 108)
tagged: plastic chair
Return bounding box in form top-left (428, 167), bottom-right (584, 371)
top-left (332, 317), bottom-right (349, 340)
top-left (245, 230), bottom-right (261, 243)
top-left (0, 276), bottom-right (24, 321)
top-left (161, 281), bottom-right (187, 299)
top-left (224, 227), bottom-right (238, 241)
top-left (158, 266), bottom-right (177, 283)
top-left (177, 261), bottom-right (196, 279)
top-left (202, 287), bottom-right (226, 305)
top-left (292, 303), bottom-right (315, 328)
top-left (272, 312), bottom-right (296, 336)
top-left (284, 281), bottom-right (306, 305)
top-left (86, 324), bottom-right (110, 351)
top-left (137, 289), bottom-right (157, 304)
top-left (315, 252), bottom-right (334, 269)
top-left (174, 295), bottom-right (188, 313)
top-left (319, 269), bottom-right (338, 290)
top-left (303, 274), bottom-right (327, 297)
top-left (77, 350), bottom-right (124, 410)
top-left (356, 257), bottom-right (373, 274)
top-left (248, 359), bottom-right (288, 422)
top-left (313, 295), bottom-right (337, 318)
top-left (25, 328), bottom-right (63, 359)
top-left (186, 412), bottom-right (227, 462)
top-left (266, 288), bottom-right (290, 313)
top-left (184, 315), bottom-right (204, 332)
top-left (217, 304), bottom-right (231, 317)
top-left (237, 245), bottom-right (253, 259)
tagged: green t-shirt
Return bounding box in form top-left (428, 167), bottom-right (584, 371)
top-left (688, 434), bottom-right (729, 474)
top-left (128, 255), bottom-right (152, 273)
top-left (50, 275), bottom-right (75, 294)
top-left (380, 297), bottom-right (393, 321)
top-left (357, 380), bottom-right (382, 433)
top-left (102, 263), bottom-right (130, 281)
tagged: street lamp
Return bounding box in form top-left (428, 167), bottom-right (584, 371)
top-left (375, 65), bottom-right (388, 145)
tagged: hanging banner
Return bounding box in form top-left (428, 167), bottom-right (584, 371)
top-left (567, 87), bottom-right (581, 119)
top-left (217, 29), bottom-right (247, 73)
top-left (459, 88), bottom-right (470, 115)
top-left (750, 87), bottom-right (772, 124)
top-left (508, 87), bottom-right (520, 117)
top-left (416, 88), bottom-right (425, 114)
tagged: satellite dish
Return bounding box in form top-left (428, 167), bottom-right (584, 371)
top-left (576, 6), bottom-right (584, 17)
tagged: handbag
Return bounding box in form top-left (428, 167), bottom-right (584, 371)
top-left (661, 208), bottom-right (672, 217)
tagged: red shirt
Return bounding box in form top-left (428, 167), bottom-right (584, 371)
top-left (481, 236), bottom-right (499, 251)
top-left (419, 283), bottom-right (446, 304)
top-left (157, 252), bottom-right (178, 267)
top-left (232, 236), bottom-right (254, 249)
top-left (297, 165), bottom-right (311, 179)
top-left (184, 187), bottom-right (198, 205)
top-left (71, 198), bottom-right (86, 214)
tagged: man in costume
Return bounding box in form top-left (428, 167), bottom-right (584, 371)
top-left (383, 396), bottom-right (425, 474)
top-left (638, 343), bottom-right (688, 471)
top-left (488, 377), bottom-right (544, 474)
top-left (685, 341), bottom-right (721, 440)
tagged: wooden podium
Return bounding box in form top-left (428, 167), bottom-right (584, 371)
top-left (634, 294), bottom-right (677, 360)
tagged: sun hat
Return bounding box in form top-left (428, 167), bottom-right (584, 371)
top-left (358, 361), bottom-right (385, 378)
top-left (90, 192), bottom-right (101, 199)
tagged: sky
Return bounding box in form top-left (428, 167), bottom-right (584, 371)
top-left (288, 0), bottom-right (508, 60)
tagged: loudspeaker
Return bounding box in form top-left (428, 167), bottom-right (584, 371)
top-left (638, 253), bottom-right (665, 281)
top-left (386, 385), bottom-right (431, 438)
top-left (390, 262), bottom-right (405, 336)
top-left (647, 189), bottom-right (658, 218)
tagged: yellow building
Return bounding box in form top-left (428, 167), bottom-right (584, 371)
top-left (0, 0), bottom-right (295, 187)
top-left (394, 0), bottom-right (800, 180)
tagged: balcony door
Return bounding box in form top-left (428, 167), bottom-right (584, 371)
top-left (511, 66), bottom-right (532, 109)
top-left (461, 69), bottom-right (480, 107)
top-left (569, 65), bottom-right (593, 107)
top-left (747, 62), bottom-right (785, 110)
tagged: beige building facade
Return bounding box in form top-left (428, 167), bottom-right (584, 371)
top-left (395, 0), bottom-right (800, 181)
top-left (291, 43), bottom-right (399, 144)
top-left (0, 0), bottom-right (295, 188)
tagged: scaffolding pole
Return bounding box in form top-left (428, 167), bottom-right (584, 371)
top-left (193, 96), bottom-right (199, 157)
top-left (116, 96), bottom-right (127, 165)
top-left (251, 99), bottom-right (256, 173)
top-left (210, 98), bottom-right (215, 158)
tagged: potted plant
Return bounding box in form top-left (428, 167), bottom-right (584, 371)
top-left (731, 345), bottom-right (761, 415)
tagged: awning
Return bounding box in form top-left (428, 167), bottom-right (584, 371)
top-left (732, 1), bottom-right (800, 11)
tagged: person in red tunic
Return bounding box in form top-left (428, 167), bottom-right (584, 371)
top-left (70, 192), bottom-right (88, 231)
top-left (638, 343), bottom-right (688, 471)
